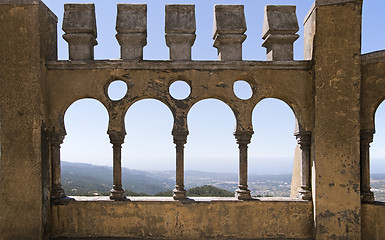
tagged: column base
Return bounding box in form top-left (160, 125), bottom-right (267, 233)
top-left (110, 187), bottom-right (126, 201)
top-left (361, 191), bottom-right (374, 202)
top-left (51, 187), bottom-right (73, 205)
top-left (297, 188), bottom-right (312, 200)
top-left (235, 188), bottom-right (251, 200)
top-left (173, 188), bottom-right (187, 200)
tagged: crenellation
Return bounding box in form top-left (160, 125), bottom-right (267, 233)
top-left (213, 5), bottom-right (246, 61)
top-left (262, 5), bottom-right (299, 61)
top-left (1, 1), bottom-right (385, 239)
top-left (116, 4), bottom-right (147, 60)
top-left (62, 4), bottom-right (97, 60)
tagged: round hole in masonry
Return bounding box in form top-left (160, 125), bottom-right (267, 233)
top-left (233, 80), bottom-right (253, 100)
top-left (108, 80), bottom-right (128, 101)
top-left (169, 80), bottom-right (191, 100)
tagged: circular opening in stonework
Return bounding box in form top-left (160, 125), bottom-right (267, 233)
top-left (108, 80), bottom-right (128, 101)
top-left (169, 80), bottom-right (191, 100)
top-left (233, 80), bottom-right (253, 100)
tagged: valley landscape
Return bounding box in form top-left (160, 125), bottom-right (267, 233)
top-left (62, 161), bottom-right (385, 201)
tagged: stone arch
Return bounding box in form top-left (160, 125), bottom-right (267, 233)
top-left (188, 97), bottom-right (238, 130)
top-left (185, 98), bottom-right (237, 174)
top-left (58, 97), bottom-right (110, 136)
top-left (123, 98), bottom-right (175, 172)
top-left (61, 98), bottom-right (110, 166)
top-left (250, 98), bottom-right (297, 172)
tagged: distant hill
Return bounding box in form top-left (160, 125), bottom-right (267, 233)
top-left (61, 161), bottom-right (294, 197)
top-left (62, 161), bottom-right (174, 196)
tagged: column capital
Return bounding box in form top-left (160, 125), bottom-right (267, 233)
top-left (294, 131), bottom-right (311, 147)
top-left (172, 130), bottom-right (188, 145)
top-left (360, 129), bottom-right (375, 144)
top-left (49, 130), bottom-right (65, 146)
top-left (234, 131), bottom-right (253, 145)
top-left (108, 130), bottom-right (126, 145)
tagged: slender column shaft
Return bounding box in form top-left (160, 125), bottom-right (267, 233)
top-left (109, 131), bottom-right (126, 201)
top-left (295, 131), bottom-right (312, 200)
top-left (172, 131), bottom-right (188, 200)
top-left (235, 131), bottom-right (252, 200)
top-left (360, 130), bottom-right (374, 202)
top-left (238, 143), bottom-right (248, 190)
top-left (113, 144), bottom-right (123, 190)
top-left (50, 131), bottom-right (67, 203)
top-left (176, 144), bottom-right (185, 188)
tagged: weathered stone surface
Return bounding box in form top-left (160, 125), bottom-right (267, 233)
top-left (165, 5), bottom-right (196, 60)
top-left (262, 5), bottom-right (299, 61)
top-left (62, 4), bottom-right (97, 60)
top-left (1, 1), bottom-right (385, 239)
top-left (116, 4), bottom-right (147, 60)
top-left (0, 1), bottom-right (57, 239)
top-left (51, 198), bottom-right (313, 239)
top-left (213, 5), bottom-right (246, 61)
top-left (306, 1), bottom-right (363, 239)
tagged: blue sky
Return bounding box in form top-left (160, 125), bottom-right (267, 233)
top-left (42, 0), bottom-right (385, 174)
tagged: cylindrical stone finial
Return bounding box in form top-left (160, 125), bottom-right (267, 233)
top-left (213, 5), bottom-right (247, 61)
top-left (262, 5), bottom-right (299, 61)
top-left (165, 4), bottom-right (196, 61)
top-left (62, 4), bottom-right (97, 61)
top-left (116, 4), bottom-right (147, 60)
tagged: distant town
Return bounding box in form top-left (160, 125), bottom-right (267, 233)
top-left (61, 161), bottom-right (385, 201)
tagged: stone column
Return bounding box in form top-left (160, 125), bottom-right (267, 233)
top-left (360, 129), bottom-right (375, 202)
top-left (172, 131), bottom-right (188, 200)
top-left (108, 131), bottom-right (126, 201)
top-left (213, 5), bottom-right (247, 61)
top-left (234, 131), bottom-right (253, 200)
top-left (50, 131), bottom-right (67, 204)
top-left (116, 4), bottom-right (147, 60)
top-left (262, 5), bottom-right (299, 61)
top-left (62, 4), bottom-right (97, 60)
top-left (295, 131), bottom-right (312, 200)
top-left (165, 5), bottom-right (196, 61)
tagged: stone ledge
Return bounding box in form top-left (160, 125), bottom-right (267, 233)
top-left (68, 196), bottom-right (310, 203)
top-left (361, 50), bottom-right (385, 65)
top-left (46, 60), bottom-right (312, 70)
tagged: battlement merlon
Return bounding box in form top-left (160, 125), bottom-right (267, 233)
top-left (116, 4), bottom-right (147, 60)
top-left (262, 5), bottom-right (299, 61)
top-left (62, 4), bottom-right (97, 61)
top-left (165, 4), bottom-right (196, 61)
top-left (213, 5), bottom-right (246, 61)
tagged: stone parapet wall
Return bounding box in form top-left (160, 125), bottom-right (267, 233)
top-left (51, 197), bottom-right (313, 240)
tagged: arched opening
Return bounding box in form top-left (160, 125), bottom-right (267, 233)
top-left (370, 101), bottom-right (385, 201)
top-left (185, 99), bottom-right (237, 197)
top-left (61, 99), bottom-right (110, 196)
top-left (250, 98), bottom-right (297, 197)
top-left (123, 99), bottom-right (175, 196)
